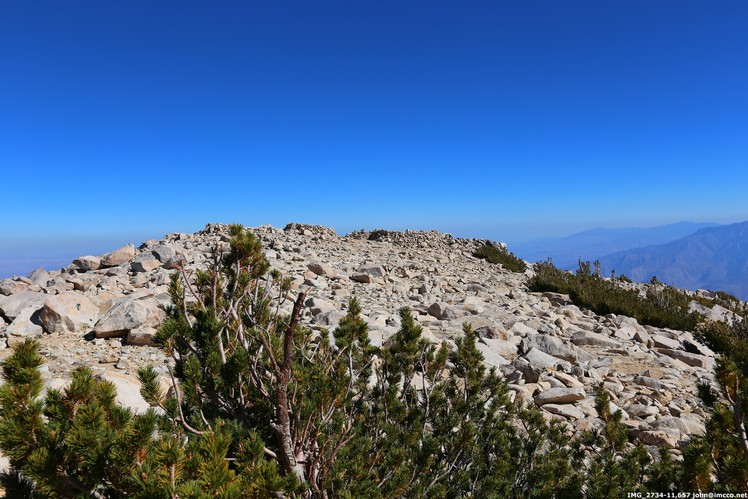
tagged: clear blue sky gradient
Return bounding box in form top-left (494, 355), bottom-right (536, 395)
top-left (1, 1), bottom-right (747, 268)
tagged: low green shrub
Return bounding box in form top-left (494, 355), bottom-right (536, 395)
top-left (528, 259), bottom-right (701, 331)
top-left (474, 243), bottom-right (527, 273)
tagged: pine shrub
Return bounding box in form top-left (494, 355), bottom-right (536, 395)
top-left (473, 243), bottom-right (528, 273)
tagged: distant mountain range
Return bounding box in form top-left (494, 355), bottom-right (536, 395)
top-left (512, 221), bottom-right (720, 269)
top-left (596, 222), bottom-right (748, 300)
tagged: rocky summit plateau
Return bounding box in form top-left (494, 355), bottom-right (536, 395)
top-left (0, 223), bottom-right (723, 462)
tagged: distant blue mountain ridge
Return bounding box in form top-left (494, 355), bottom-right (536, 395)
top-left (596, 222), bottom-right (748, 300)
top-left (511, 221), bottom-right (720, 269)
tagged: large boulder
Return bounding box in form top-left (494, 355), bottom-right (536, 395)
top-left (100, 244), bottom-right (136, 267)
top-left (570, 330), bottom-right (622, 349)
top-left (534, 386), bottom-right (586, 406)
top-left (0, 277), bottom-right (42, 296)
top-left (631, 428), bottom-right (679, 447)
top-left (358, 265), bottom-right (386, 277)
top-left (524, 347), bottom-right (570, 371)
top-left (308, 262), bottom-right (335, 277)
top-left (625, 403), bottom-right (660, 418)
top-left (521, 332), bottom-right (580, 362)
top-left (513, 348), bottom-right (571, 382)
top-left (651, 417), bottom-right (705, 437)
top-left (28, 267), bottom-right (51, 286)
top-left (652, 335), bottom-right (681, 350)
top-left (508, 322), bottom-right (537, 337)
top-left (475, 342), bottom-right (511, 368)
top-left (479, 337), bottom-right (518, 358)
top-left (98, 371), bottom-right (150, 414)
top-left (0, 292), bottom-right (47, 321)
top-left (632, 375), bottom-right (669, 391)
top-left (656, 348), bottom-right (714, 369)
top-left (73, 255), bottom-right (102, 271)
top-left (149, 244), bottom-right (186, 269)
top-left (151, 245), bottom-right (179, 263)
top-left (304, 297), bottom-right (335, 316)
top-left (126, 327), bottom-right (158, 346)
top-left (39, 292), bottom-right (99, 334)
top-left (5, 306), bottom-right (44, 346)
top-left (427, 302), bottom-right (463, 320)
top-left (683, 337), bottom-right (715, 357)
top-left (131, 254), bottom-right (161, 273)
top-left (94, 298), bottom-right (160, 338)
top-left (632, 329), bottom-right (653, 347)
top-left (350, 265), bottom-right (386, 283)
top-left (462, 296), bottom-right (485, 314)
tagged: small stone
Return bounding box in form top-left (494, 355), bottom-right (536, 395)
top-left (350, 273), bottom-right (373, 284)
top-left (358, 265), bottom-right (386, 277)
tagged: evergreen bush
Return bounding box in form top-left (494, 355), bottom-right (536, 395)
top-left (473, 243), bottom-right (528, 273)
top-left (528, 259), bottom-right (701, 332)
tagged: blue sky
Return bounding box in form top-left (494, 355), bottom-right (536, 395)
top-left (1, 1), bottom-right (747, 275)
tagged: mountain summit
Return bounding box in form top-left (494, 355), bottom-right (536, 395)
top-left (0, 222), bottom-right (720, 446)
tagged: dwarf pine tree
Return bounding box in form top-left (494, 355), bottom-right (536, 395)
top-left (681, 318), bottom-right (748, 491)
top-left (0, 339), bottom-right (164, 497)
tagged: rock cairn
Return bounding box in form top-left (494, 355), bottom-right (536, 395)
top-left (0, 223), bottom-right (721, 456)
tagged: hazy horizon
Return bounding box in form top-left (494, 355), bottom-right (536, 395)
top-left (2, 2), bottom-right (746, 276)
top-left (1, 217), bottom-right (742, 280)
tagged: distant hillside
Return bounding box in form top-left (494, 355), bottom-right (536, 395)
top-left (597, 221), bottom-right (748, 299)
top-left (512, 221), bottom-right (719, 269)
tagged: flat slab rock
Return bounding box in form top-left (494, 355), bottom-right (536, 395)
top-left (534, 386), bottom-right (587, 406)
top-left (543, 403), bottom-right (586, 420)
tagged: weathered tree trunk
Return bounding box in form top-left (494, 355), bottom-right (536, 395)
top-left (732, 378), bottom-right (748, 460)
top-left (274, 292), bottom-right (307, 484)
